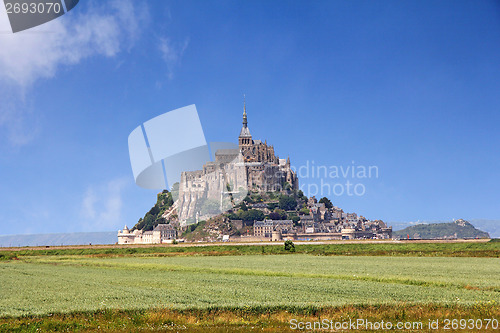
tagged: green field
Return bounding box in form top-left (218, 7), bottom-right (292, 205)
top-left (2, 239), bottom-right (500, 260)
top-left (1, 242), bottom-right (499, 331)
top-left (1, 254), bottom-right (499, 317)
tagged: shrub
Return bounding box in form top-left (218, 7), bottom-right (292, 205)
top-left (284, 240), bottom-right (295, 252)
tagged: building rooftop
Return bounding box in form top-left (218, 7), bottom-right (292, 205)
top-left (239, 126), bottom-right (252, 137)
top-left (215, 149), bottom-right (240, 156)
top-left (153, 223), bottom-right (175, 231)
top-left (254, 221), bottom-right (274, 227)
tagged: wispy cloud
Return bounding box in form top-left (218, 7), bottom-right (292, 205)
top-left (0, 0), bottom-right (148, 145)
top-left (159, 37), bottom-right (189, 79)
top-left (0, 86), bottom-right (39, 146)
top-left (80, 178), bottom-right (129, 231)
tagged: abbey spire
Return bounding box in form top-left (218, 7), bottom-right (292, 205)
top-left (239, 95), bottom-right (252, 146)
top-left (242, 95), bottom-right (247, 128)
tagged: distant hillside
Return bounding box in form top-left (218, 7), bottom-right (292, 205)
top-left (0, 232), bottom-right (117, 247)
top-left (393, 219), bottom-right (490, 239)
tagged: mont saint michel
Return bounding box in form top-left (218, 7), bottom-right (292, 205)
top-left (118, 103), bottom-right (391, 245)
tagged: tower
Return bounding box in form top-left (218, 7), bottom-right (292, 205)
top-left (238, 95), bottom-right (252, 148)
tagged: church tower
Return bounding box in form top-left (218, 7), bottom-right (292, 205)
top-left (238, 96), bottom-right (253, 148)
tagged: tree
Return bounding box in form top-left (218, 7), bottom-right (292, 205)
top-left (284, 240), bottom-right (295, 252)
top-left (269, 212), bottom-right (281, 220)
top-left (267, 202), bottom-right (279, 210)
top-left (269, 209), bottom-right (287, 220)
top-left (166, 192), bottom-right (174, 206)
top-left (239, 209), bottom-right (265, 222)
top-left (299, 207), bottom-right (310, 215)
top-left (252, 194), bottom-right (263, 202)
top-left (238, 202), bottom-right (248, 211)
top-left (243, 195), bottom-right (254, 204)
top-left (319, 197), bottom-right (333, 209)
top-left (279, 195), bottom-right (297, 211)
top-left (226, 212), bottom-right (239, 220)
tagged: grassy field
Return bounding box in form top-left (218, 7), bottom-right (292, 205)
top-left (1, 238), bottom-right (499, 259)
top-left (1, 241), bottom-right (499, 332)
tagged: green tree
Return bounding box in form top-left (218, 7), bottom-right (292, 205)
top-left (239, 202), bottom-right (248, 211)
top-left (299, 207), bottom-right (310, 215)
top-left (279, 195), bottom-right (297, 211)
top-left (284, 240), bottom-right (295, 252)
top-left (226, 212), bottom-right (239, 220)
top-left (239, 209), bottom-right (265, 222)
top-left (269, 208), bottom-right (287, 220)
top-left (243, 195), bottom-right (254, 204)
top-left (267, 202), bottom-right (279, 210)
top-left (319, 197), bottom-right (333, 209)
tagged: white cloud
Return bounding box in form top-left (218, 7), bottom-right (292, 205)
top-left (0, 0), bottom-right (146, 87)
top-left (80, 178), bottom-right (129, 231)
top-left (0, 0), bottom-right (148, 145)
top-left (159, 37), bottom-right (189, 79)
top-left (0, 86), bottom-right (40, 145)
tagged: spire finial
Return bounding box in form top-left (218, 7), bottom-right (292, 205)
top-left (242, 94), bottom-right (247, 128)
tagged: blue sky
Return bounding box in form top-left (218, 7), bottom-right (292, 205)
top-left (0, 0), bottom-right (499, 235)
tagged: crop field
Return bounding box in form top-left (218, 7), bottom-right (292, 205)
top-left (2, 239), bottom-right (499, 259)
top-left (1, 242), bottom-right (499, 332)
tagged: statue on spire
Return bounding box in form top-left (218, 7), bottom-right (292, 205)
top-left (242, 94), bottom-right (247, 128)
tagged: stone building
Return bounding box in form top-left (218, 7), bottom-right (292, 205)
top-left (254, 219), bottom-right (294, 240)
top-left (253, 220), bottom-right (274, 238)
top-left (117, 224), bottom-right (177, 244)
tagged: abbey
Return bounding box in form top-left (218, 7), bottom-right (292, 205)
top-left (175, 102), bottom-right (298, 223)
top-left (236, 101), bottom-right (298, 191)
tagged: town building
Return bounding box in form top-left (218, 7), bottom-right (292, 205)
top-left (254, 219), bottom-right (295, 241)
top-left (117, 224), bottom-right (177, 244)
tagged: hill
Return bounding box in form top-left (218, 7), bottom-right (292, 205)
top-left (393, 219), bottom-right (490, 239)
top-left (131, 190), bottom-right (304, 241)
top-left (132, 190), bottom-right (175, 231)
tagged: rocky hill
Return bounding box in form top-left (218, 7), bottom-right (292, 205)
top-left (393, 219), bottom-right (490, 239)
top-left (132, 190), bottom-right (175, 231)
top-left (132, 190), bottom-right (303, 239)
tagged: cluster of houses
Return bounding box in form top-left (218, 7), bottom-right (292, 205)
top-left (252, 218), bottom-right (391, 241)
top-left (248, 196), bottom-right (392, 241)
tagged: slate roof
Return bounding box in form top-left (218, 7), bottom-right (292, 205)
top-left (239, 126), bottom-right (252, 137)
